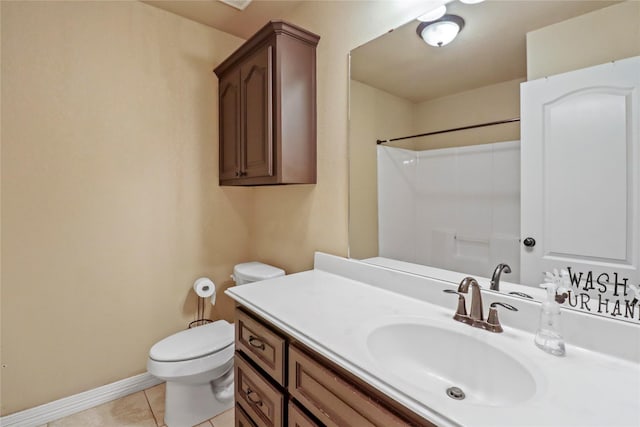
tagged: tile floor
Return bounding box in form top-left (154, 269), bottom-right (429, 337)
top-left (40, 383), bottom-right (234, 427)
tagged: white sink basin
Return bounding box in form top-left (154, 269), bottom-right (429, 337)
top-left (366, 322), bottom-right (537, 407)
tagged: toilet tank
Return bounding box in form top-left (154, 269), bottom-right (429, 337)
top-left (233, 262), bottom-right (285, 285)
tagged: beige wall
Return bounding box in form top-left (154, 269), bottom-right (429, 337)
top-left (348, 80), bottom-right (414, 260)
top-left (527, 1), bottom-right (640, 80)
top-left (1, 1), bottom-right (246, 414)
top-left (412, 78), bottom-right (523, 150)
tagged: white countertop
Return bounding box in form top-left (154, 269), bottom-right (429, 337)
top-left (225, 254), bottom-right (640, 427)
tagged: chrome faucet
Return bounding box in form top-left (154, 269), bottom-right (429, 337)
top-left (443, 276), bottom-right (519, 333)
top-left (457, 276), bottom-right (484, 327)
top-left (490, 263), bottom-right (511, 291)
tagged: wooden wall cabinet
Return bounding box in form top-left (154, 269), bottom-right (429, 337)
top-left (214, 21), bottom-right (319, 186)
top-left (233, 307), bottom-right (435, 427)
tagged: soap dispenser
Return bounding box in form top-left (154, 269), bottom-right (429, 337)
top-left (534, 271), bottom-right (566, 356)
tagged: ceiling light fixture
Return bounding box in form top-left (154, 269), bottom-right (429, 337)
top-left (416, 15), bottom-right (465, 48)
top-left (459, 0), bottom-right (485, 4)
top-left (417, 5), bottom-right (447, 22)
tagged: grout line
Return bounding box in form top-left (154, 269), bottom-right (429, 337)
top-left (142, 387), bottom-right (161, 427)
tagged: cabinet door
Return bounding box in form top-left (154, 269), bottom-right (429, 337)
top-left (288, 345), bottom-right (412, 427)
top-left (236, 308), bottom-right (286, 386)
top-left (236, 404), bottom-right (257, 427)
top-left (240, 44), bottom-right (273, 179)
top-left (235, 353), bottom-right (284, 427)
top-left (220, 70), bottom-right (241, 181)
top-left (288, 401), bottom-right (320, 427)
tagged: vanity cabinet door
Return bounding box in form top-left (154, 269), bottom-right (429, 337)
top-left (235, 353), bottom-right (284, 427)
top-left (236, 308), bottom-right (286, 386)
top-left (288, 401), bottom-right (320, 427)
top-left (288, 345), bottom-right (409, 427)
top-left (236, 404), bottom-right (258, 427)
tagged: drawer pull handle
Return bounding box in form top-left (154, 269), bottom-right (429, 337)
top-left (245, 388), bottom-right (263, 406)
top-left (248, 335), bottom-right (266, 350)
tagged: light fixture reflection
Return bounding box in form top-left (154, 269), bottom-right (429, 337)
top-left (218, 0), bottom-right (252, 10)
top-left (416, 15), bottom-right (465, 47)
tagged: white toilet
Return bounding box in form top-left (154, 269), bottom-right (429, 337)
top-left (147, 262), bottom-right (285, 427)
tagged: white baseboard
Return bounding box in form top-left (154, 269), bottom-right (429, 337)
top-left (0, 373), bottom-right (163, 427)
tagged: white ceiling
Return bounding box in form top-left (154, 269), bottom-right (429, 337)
top-left (350, 0), bottom-right (619, 103)
top-left (142, 0), bottom-right (303, 39)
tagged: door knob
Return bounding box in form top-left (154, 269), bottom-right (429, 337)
top-left (523, 237), bottom-right (536, 247)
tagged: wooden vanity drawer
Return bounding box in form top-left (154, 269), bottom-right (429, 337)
top-left (235, 353), bottom-right (285, 427)
top-left (236, 308), bottom-right (286, 385)
top-left (288, 345), bottom-right (409, 427)
top-left (236, 403), bottom-right (257, 427)
top-left (288, 401), bottom-right (321, 427)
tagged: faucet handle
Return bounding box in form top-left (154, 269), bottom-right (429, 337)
top-left (443, 289), bottom-right (473, 325)
top-left (486, 302), bottom-right (518, 333)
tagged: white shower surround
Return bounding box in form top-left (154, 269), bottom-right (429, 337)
top-left (378, 141), bottom-right (521, 281)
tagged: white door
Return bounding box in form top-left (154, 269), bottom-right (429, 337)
top-left (521, 56), bottom-right (640, 289)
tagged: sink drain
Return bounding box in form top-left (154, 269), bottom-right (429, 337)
top-left (446, 386), bottom-right (465, 400)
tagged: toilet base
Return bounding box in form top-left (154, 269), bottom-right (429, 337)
top-left (164, 380), bottom-right (234, 427)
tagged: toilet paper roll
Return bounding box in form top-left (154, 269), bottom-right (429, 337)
top-left (193, 277), bottom-right (215, 300)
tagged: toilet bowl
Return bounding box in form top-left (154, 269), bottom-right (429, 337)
top-left (147, 262), bottom-right (285, 427)
top-left (147, 320), bottom-right (234, 427)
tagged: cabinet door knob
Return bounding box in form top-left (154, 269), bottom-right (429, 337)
top-left (235, 171), bottom-right (240, 177)
top-left (248, 335), bottom-right (266, 350)
top-left (523, 237), bottom-right (536, 247)
top-left (240, 171), bottom-right (247, 177)
top-left (245, 388), bottom-right (263, 406)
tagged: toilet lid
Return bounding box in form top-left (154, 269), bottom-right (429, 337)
top-left (149, 320), bottom-right (234, 362)
top-left (234, 262), bottom-right (285, 282)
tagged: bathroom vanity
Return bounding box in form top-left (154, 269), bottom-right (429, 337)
top-left (226, 253), bottom-right (640, 427)
top-left (233, 307), bottom-right (431, 427)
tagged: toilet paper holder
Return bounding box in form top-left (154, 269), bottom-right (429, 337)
top-left (189, 277), bottom-right (215, 328)
top-left (189, 295), bottom-right (213, 329)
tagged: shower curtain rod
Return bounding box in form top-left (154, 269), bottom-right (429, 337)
top-left (376, 117), bottom-right (521, 145)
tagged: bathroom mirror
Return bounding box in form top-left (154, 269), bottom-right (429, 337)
top-left (348, 0), bottom-right (640, 323)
